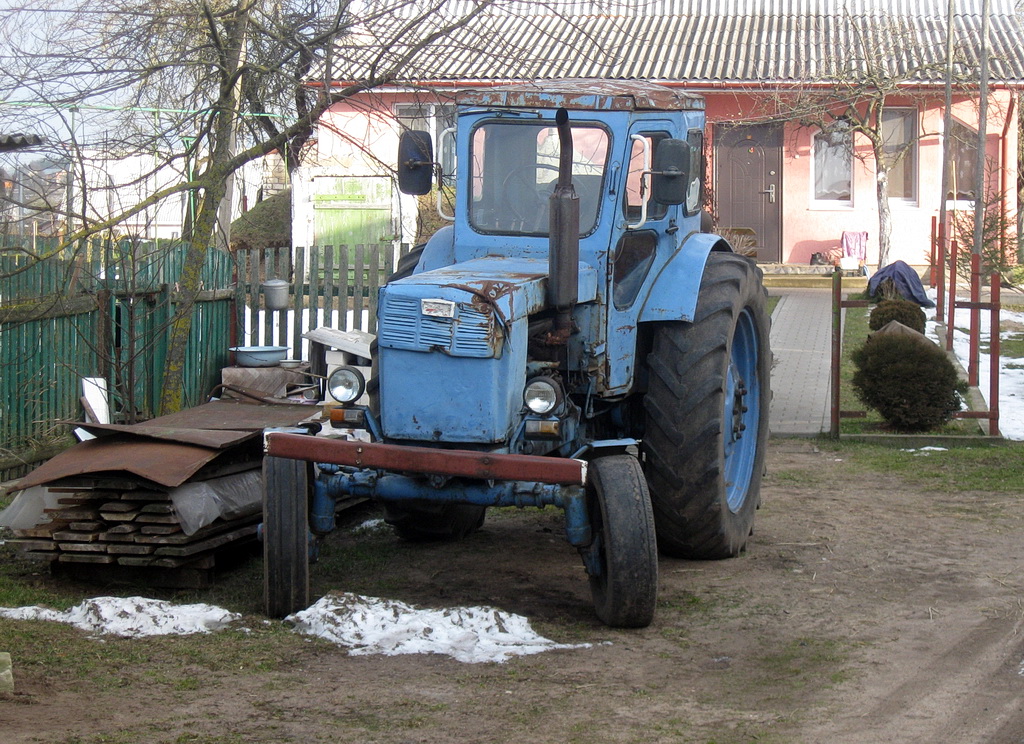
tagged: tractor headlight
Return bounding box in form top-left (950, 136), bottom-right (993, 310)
top-left (327, 366), bottom-right (366, 405)
top-left (524, 377), bottom-right (562, 415)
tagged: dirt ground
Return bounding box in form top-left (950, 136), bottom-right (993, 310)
top-left (4, 439), bottom-right (1024, 743)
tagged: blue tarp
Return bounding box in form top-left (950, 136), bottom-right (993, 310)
top-left (868, 260), bottom-right (935, 307)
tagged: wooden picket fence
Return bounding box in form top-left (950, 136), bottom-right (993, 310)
top-left (234, 243), bottom-right (410, 359)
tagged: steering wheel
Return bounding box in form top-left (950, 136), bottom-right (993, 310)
top-left (501, 164), bottom-right (561, 224)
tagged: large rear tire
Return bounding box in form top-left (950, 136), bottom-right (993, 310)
top-left (263, 456), bottom-right (310, 618)
top-left (642, 251), bottom-right (770, 559)
top-left (585, 455), bottom-right (658, 628)
top-left (384, 501), bottom-right (486, 542)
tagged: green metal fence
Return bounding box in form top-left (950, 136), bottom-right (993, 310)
top-left (0, 236), bottom-right (234, 481)
top-left (1, 238), bottom-right (406, 482)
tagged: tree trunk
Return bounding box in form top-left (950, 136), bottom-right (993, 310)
top-left (157, 185), bottom-right (225, 415)
top-left (157, 3), bottom-right (249, 415)
top-left (875, 167), bottom-right (892, 269)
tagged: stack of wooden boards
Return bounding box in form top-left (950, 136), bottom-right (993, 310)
top-left (3, 399), bottom-right (327, 587)
top-left (9, 476), bottom-right (260, 574)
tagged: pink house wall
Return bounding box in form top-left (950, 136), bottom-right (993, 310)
top-left (308, 88), bottom-right (1018, 268)
top-left (704, 89), bottom-right (1018, 268)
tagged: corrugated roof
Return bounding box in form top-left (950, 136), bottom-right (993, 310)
top-left (0, 133), bottom-right (43, 152)
top-left (332, 0), bottom-right (1024, 86)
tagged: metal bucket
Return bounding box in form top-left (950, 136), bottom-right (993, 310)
top-left (262, 279), bottom-right (290, 310)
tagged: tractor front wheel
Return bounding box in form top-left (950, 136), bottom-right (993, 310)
top-left (263, 456), bottom-right (311, 618)
top-left (584, 455), bottom-right (658, 628)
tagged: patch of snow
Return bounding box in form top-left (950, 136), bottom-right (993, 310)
top-left (287, 592), bottom-right (591, 663)
top-left (0, 593), bottom-right (591, 664)
top-left (925, 294), bottom-right (1024, 440)
top-left (900, 446), bottom-right (949, 456)
top-left (351, 518), bottom-right (388, 535)
top-left (0, 596), bottom-right (240, 638)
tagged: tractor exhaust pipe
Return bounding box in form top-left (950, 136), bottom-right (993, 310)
top-left (547, 108), bottom-right (579, 342)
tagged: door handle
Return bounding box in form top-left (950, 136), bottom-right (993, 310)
top-left (759, 184), bottom-right (776, 203)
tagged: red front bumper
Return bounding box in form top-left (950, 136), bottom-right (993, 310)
top-left (264, 432), bottom-right (587, 486)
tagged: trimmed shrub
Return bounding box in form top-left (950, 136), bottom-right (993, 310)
top-left (869, 299), bottom-right (926, 334)
top-left (851, 334), bottom-right (966, 432)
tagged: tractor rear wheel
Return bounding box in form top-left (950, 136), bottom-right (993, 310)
top-left (642, 251), bottom-right (770, 559)
top-left (585, 455), bottom-right (658, 628)
top-left (263, 456), bottom-right (311, 618)
top-left (384, 501), bottom-right (486, 541)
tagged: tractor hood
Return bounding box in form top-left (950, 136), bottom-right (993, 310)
top-left (375, 256), bottom-right (597, 444)
top-left (378, 256), bottom-right (598, 359)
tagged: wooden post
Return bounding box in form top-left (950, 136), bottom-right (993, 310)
top-left (969, 253), bottom-right (981, 387)
top-left (946, 241), bottom-right (957, 351)
top-left (989, 274), bottom-right (1000, 436)
top-left (935, 220), bottom-right (946, 322)
top-left (830, 270), bottom-right (842, 439)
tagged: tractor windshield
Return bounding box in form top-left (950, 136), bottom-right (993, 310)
top-left (469, 120), bottom-right (609, 236)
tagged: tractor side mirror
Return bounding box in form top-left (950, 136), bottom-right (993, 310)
top-left (651, 138), bottom-right (689, 205)
top-left (397, 130), bottom-right (434, 195)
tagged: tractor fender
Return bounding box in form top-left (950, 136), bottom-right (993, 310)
top-left (419, 225), bottom-right (456, 272)
top-left (637, 232), bottom-right (732, 323)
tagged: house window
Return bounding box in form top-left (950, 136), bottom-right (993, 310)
top-left (881, 108), bottom-right (917, 202)
top-left (946, 120), bottom-right (979, 201)
top-left (813, 122), bottom-right (852, 205)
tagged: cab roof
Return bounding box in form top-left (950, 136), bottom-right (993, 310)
top-left (455, 79), bottom-right (704, 112)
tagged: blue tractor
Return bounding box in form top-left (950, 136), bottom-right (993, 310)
top-left (263, 80), bottom-right (771, 628)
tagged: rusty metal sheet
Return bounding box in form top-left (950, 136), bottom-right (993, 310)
top-left (14, 435), bottom-right (224, 490)
top-left (266, 433), bottom-right (586, 486)
top-left (134, 400), bottom-right (321, 432)
top-left (67, 423), bottom-right (258, 450)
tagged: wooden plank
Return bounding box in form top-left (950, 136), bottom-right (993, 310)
top-left (57, 553), bottom-right (116, 564)
top-left (44, 508), bottom-right (100, 520)
top-left (153, 524), bottom-right (258, 557)
top-left (56, 495), bottom-right (104, 504)
top-left (117, 554), bottom-right (216, 569)
top-left (135, 514), bottom-right (179, 524)
top-left (69, 521), bottom-right (105, 531)
top-left (105, 543), bottom-right (157, 555)
top-left (98, 532), bottom-right (138, 543)
top-left (120, 489), bottom-right (171, 501)
top-left (140, 524), bottom-right (182, 536)
top-left (13, 521), bottom-right (70, 538)
top-left (139, 503), bottom-right (174, 514)
top-left (57, 542), bottom-right (109, 553)
top-left (100, 510), bottom-right (140, 522)
top-left (104, 523), bottom-right (139, 534)
top-left (100, 501), bottom-right (141, 513)
top-left (52, 530), bottom-right (102, 542)
top-left (132, 515), bottom-right (259, 544)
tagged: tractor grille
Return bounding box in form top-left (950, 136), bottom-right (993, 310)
top-left (379, 295), bottom-right (497, 358)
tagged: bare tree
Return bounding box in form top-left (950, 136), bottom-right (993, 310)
top-left (0, 0), bottom-right (551, 414)
top-left (759, 12), bottom-right (970, 268)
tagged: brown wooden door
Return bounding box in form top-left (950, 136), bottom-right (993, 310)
top-left (714, 123), bottom-right (782, 263)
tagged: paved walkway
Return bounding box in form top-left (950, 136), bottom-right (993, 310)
top-left (768, 288), bottom-right (834, 436)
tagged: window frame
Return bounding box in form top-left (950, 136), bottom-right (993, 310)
top-left (811, 121), bottom-right (854, 208)
top-left (881, 107), bottom-right (919, 205)
top-left (945, 119), bottom-right (979, 206)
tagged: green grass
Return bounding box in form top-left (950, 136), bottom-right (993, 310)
top-left (834, 439), bottom-right (1024, 493)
